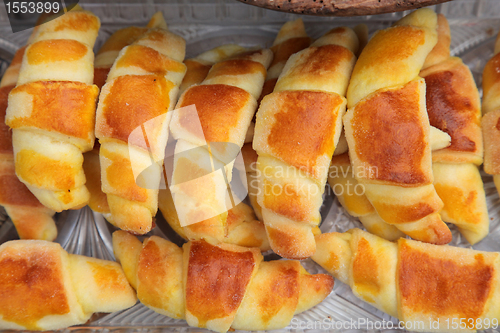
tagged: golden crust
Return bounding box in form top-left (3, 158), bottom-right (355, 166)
top-left (97, 75), bottom-right (174, 147)
top-left (30, 11), bottom-right (100, 47)
top-left (15, 149), bottom-right (80, 191)
top-left (347, 24), bottom-right (437, 108)
top-left (397, 238), bottom-right (499, 327)
top-left (176, 84), bottom-right (253, 143)
top-left (205, 59), bottom-right (266, 82)
top-left (184, 240), bottom-right (261, 332)
top-left (263, 214), bottom-right (317, 260)
top-left (133, 29), bottom-right (186, 63)
top-left (7, 81), bottom-right (98, 142)
top-left (433, 163), bottom-right (489, 245)
top-left (350, 232), bottom-right (399, 318)
top-left (115, 44), bottom-right (186, 77)
top-left (138, 236), bottom-right (185, 319)
top-left (0, 164), bottom-right (44, 208)
top-left (345, 79), bottom-right (431, 186)
top-left (274, 44), bottom-right (355, 96)
top-left (3, 205), bottom-right (56, 240)
top-left (420, 57), bottom-right (482, 163)
top-left (0, 241), bottom-right (74, 330)
top-left (231, 261), bottom-right (300, 330)
top-left (100, 146), bottom-right (148, 203)
top-left (26, 40), bottom-right (87, 65)
top-left (255, 90), bottom-right (345, 180)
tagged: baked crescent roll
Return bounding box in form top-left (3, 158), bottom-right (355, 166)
top-left (419, 14), bottom-right (488, 245)
top-left (0, 239), bottom-right (137, 330)
top-left (312, 229), bottom-right (500, 332)
top-left (343, 9), bottom-right (452, 245)
top-left (0, 47), bottom-right (56, 240)
top-left (95, 14), bottom-right (187, 234)
top-left (253, 26), bottom-right (359, 259)
top-left (482, 30), bottom-right (500, 195)
top-left (329, 127), bottom-right (451, 241)
top-left (238, 20), bottom-right (312, 219)
top-left (5, 9), bottom-right (100, 212)
top-left (85, 14), bottom-right (167, 221)
top-left (169, 49), bottom-right (272, 242)
top-left (113, 230), bottom-right (333, 333)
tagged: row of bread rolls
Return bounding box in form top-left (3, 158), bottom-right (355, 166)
top-left (0, 2), bottom-right (492, 252)
top-left (330, 13), bottom-right (489, 246)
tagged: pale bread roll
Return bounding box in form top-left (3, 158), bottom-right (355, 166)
top-left (5, 9), bottom-right (100, 212)
top-left (95, 14), bottom-right (187, 234)
top-left (169, 49), bottom-right (272, 242)
top-left (0, 47), bottom-right (56, 240)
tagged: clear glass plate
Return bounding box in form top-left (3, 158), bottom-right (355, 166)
top-left (0, 2), bottom-right (500, 332)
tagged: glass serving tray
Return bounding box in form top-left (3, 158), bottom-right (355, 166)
top-left (0, 1), bottom-right (500, 332)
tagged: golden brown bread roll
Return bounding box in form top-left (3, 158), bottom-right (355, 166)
top-left (86, 16), bottom-right (164, 221)
top-left (240, 19), bottom-right (312, 219)
top-left (113, 230), bottom-right (333, 333)
top-left (312, 228), bottom-right (500, 332)
top-left (253, 26), bottom-right (359, 259)
top-left (0, 239), bottom-right (137, 330)
top-left (419, 14), bottom-right (488, 245)
top-left (169, 49), bottom-right (272, 242)
top-left (343, 9), bottom-right (452, 245)
top-left (482, 30), bottom-right (500, 196)
top-left (0, 47), bottom-right (56, 241)
top-left (329, 127), bottom-right (451, 241)
top-left (95, 14), bottom-right (187, 234)
top-left (5, 9), bottom-right (100, 212)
